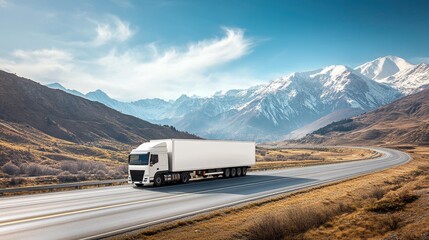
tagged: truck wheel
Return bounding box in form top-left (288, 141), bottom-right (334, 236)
top-left (231, 168), bottom-right (237, 177)
top-left (236, 167), bottom-right (242, 177)
top-left (153, 174), bottom-right (164, 187)
top-left (242, 167), bottom-right (247, 176)
top-left (180, 172), bottom-right (190, 184)
top-left (223, 168), bottom-right (231, 178)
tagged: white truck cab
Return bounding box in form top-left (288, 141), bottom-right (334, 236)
top-left (128, 141), bottom-right (169, 186)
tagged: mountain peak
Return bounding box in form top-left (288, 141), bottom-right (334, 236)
top-left (86, 89), bottom-right (111, 99)
top-left (319, 65), bottom-right (351, 75)
top-left (46, 82), bottom-right (66, 90)
top-left (355, 55), bottom-right (414, 80)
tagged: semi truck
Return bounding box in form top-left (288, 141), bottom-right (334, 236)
top-left (128, 139), bottom-right (255, 187)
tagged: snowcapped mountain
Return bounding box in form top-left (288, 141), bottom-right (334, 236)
top-left (381, 63), bottom-right (429, 94)
top-left (355, 56), bottom-right (429, 94)
top-left (162, 65), bottom-right (401, 141)
top-left (46, 55), bottom-right (428, 141)
top-left (355, 56), bottom-right (414, 81)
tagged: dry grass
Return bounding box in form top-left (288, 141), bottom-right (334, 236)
top-left (115, 146), bottom-right (429, 240)
top-left (246, 203), bottom-right (354, 240)
top-left (0, 120), bottom-right (130, 188)
top-left (253, 147), bottom-right (379, 170)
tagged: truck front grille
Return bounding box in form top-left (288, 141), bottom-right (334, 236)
top-left (130, 170), bottom-right (145, 182)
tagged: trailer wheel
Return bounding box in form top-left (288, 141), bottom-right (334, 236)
top-left (153, 174), bottom-right (164, 187)
top-left (236, 167), bottom-right (242, 177)
top-left (223, 168), bottom-right (231, 178)
top-left (231, 168), bottom-right (237, 177)
top-left (180, 172), bottom-right (190, 184)
top-left (242, 167), bottom-right (247, 176)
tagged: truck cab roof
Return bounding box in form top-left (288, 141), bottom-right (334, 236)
top-left (131, 141), bottom-right (167, 154)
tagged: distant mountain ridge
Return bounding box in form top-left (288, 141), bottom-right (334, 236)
top-left (46, 56), bottom-right (429, 141)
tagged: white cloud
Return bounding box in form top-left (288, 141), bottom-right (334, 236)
top-left (0, 27), bottom-right (258, 101)
top-left (12, 49), bottom-right (73, 61)
top-left (0, 0), bottom-right (8, 8)
top-left (92, 27), bottom-right (254, 100)
top-left (92, 15), bottom-right (134, 46)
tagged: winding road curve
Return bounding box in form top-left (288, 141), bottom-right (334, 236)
top-left (0, 147), bottom-right (410, 240)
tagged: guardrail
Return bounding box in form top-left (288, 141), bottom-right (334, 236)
top-left (0, 179), bottom-right (127, 195)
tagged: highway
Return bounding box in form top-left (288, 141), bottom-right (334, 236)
top-left (0, 147), bottom-right (410, 240)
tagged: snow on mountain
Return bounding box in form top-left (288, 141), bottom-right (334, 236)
top-left (162, 65), bottom-right (401, 141)
top-left (355, 56), bottom-right (414, 81)
top-left (382, 63), bottom-right (429, 94)
top-left (355, 56), bottom-right (429, 94)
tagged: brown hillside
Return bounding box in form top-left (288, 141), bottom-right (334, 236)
top-left (297, 89), bottom-right (429, 145)
top-left (0, 70), bottom-right (197, 144)
top-left (0, 70), bottom-right (198, 187)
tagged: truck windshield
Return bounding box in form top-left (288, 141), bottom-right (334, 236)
top-left (129, 153), bottom-right (150, 165)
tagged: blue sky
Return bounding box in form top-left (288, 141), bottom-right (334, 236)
top-left (0, 0), bottom-right (428, 100)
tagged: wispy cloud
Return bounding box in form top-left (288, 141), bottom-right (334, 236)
top-left (12, 49), bottom-right (73, 61)
top-left (0, 27), bottom-right (258, 100)
top-left (0, 48), bottom-right (88, 84)
top-left (91, 15), bottom-right (134, 46)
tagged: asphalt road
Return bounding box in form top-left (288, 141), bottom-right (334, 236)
top-left (0, 147), bottom-right (410, 240)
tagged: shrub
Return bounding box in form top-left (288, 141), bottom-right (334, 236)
top-left (9, 177), bottom-right (24, 186)
top-left (367, 191), bottom-right (419, 213)
top-left (247, 203), bottom-right (352, 240)
top-left (381, 214), bottom-right (401, 230)
top-left (2, 162), bottom-right (20, 176)
top-left (248, 214), bottom-right (288, 240)
top-left (90, 162), bottom-right (108, 174)
top-left (117, 165), bottom-right (128, 175)
top-left (95, 170), bottom-right (106, 180)
top-left (58, 171), bottom-right (77, 183)
top-left (20, 163), bottom-right (60, 176)
top-left (109, 170), bottom-right (123, 179)
top-left (77, 171), bottom-right (87, 181)
top-left (367, 186), bottom-right (385, 200)
top-left (60, 161), bottom-right (78, 174)
top-left (74, 160), bottom-right (108, 174)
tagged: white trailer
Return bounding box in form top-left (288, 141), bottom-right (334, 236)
top-left (128, 139), bottom-right (255, 187)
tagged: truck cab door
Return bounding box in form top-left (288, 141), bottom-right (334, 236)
top-left (149, 153), bottom-right (168, 173)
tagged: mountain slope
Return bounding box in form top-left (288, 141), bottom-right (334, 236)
top-left (0, 70), bottom-right (197, 144)
top-left (298, 89), bottom-right (429, 145)
top-left (382, 63), bottom-right (429, 94)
